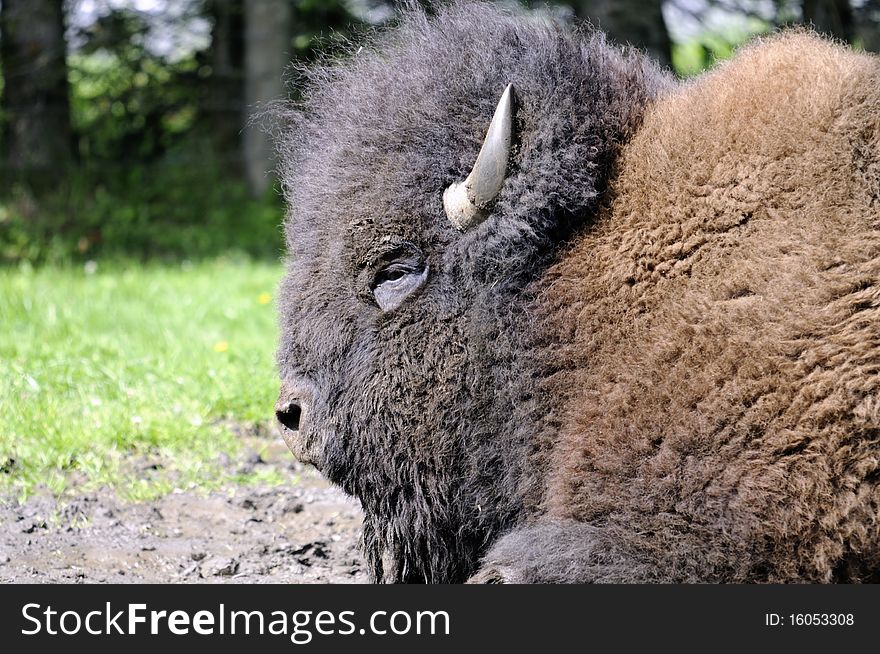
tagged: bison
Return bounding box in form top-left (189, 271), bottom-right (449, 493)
top-left (274, 1), bottom-right (880, 583)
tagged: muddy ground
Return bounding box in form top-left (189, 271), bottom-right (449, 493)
top-left (0, 433), bottom-right (367, 584)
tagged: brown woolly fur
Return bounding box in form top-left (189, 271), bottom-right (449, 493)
top-left (276, 0), bottom-right (879, 583)
top-left (497, 31), bottom-right (880, 582)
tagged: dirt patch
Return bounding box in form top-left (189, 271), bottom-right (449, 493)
top-left (0, 438), bottom-right (366, 583)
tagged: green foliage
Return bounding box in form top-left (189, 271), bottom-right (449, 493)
top-left (0, 162), bottom-right (283, 264)
top-left (672, 19), bottom-right (772, 78)
top-left (69, 51), bottom-right (203, 162)
top-left (0, 259), bottom-right (283, 501)
top-left (69, 7), bottom-right (203, 162)
top-left (1, 4), bottom-right (286, 266)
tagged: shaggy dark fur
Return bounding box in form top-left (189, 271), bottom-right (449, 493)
top-left (275, 0), bottom-right (670, 582)
top-left (276, 1), bottom-right (880, 583)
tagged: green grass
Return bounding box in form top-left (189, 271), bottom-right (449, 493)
top-left (0, 257), bottom-right (285, 502)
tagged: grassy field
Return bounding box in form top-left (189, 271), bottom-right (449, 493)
top-left (0, 258), bottom-right (285, 502)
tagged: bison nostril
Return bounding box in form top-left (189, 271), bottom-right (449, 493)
top-left (276, 401), bottom-right (302, 432)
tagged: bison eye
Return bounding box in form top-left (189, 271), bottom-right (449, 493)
top-left (371, 259), bottom-right (428, 312)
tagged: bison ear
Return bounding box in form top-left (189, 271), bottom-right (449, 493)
top-left (443, 84), bottom-right (515, 231)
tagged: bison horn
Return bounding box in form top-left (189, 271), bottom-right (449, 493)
top-left (443, 84), bottom-right (514, 231)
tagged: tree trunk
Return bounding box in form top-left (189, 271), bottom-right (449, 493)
top-left (243, 0), bottom-right (292, 197)
top-left (573, 0), bottom-right (672, 69)
top-left (802, 0), bottom-right (855, 42)
top-left (0, 0), bottom-right (73, 180)
top-left (204, 0), bottom-right (245, 172)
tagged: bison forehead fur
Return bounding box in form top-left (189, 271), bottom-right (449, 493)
top-left (276, 1), bottom-right (880, 583)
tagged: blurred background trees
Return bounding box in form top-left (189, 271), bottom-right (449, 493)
top-left (1, 0), bottom-right (878, 263)
top-left (568, 1), bottom-right (673, 67)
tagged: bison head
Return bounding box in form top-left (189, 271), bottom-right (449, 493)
top-left (274, 1), bottom-right (669, 582)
